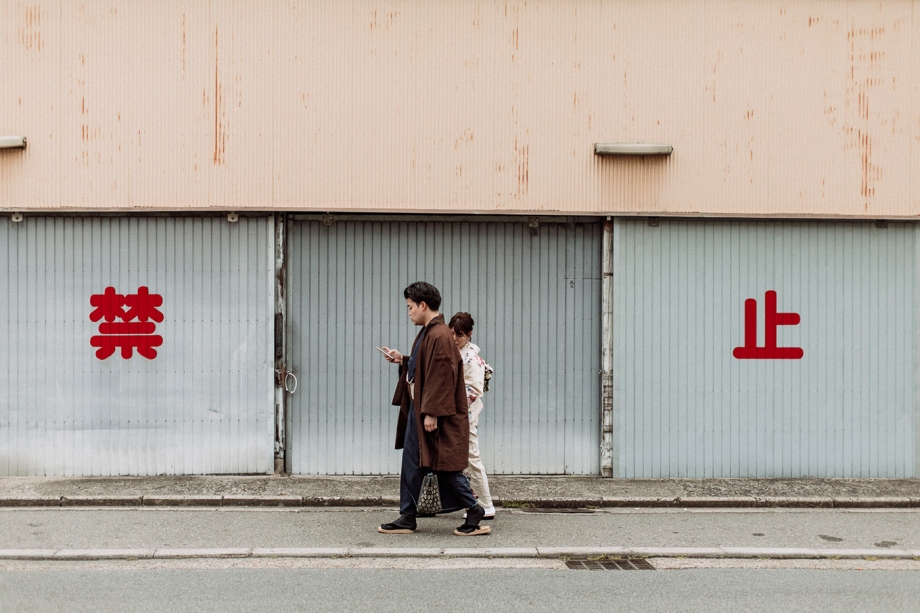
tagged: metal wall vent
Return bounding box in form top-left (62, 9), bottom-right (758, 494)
top-left (566, 559), bottom-right (655, 570)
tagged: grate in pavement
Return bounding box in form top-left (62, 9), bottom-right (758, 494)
top-left (566, 558), bottom-right (656, 571)
top-left (520, 508), bottom-right (597, 514)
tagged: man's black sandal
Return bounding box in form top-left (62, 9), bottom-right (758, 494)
top-left (453, 504), bottom-right (491, 536)
top-left (378, 515), bottom-right (417, 534)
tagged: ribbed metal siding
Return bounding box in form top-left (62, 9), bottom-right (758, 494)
top-left (612, 219), bottom-right (917, 478)
top-left (286, 218), bottom-right (602, 475)
top-left (0, 216), bottom-right (274, 476)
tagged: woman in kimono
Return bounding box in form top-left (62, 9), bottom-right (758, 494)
top-left (449, 312), bottom-right (495, 520)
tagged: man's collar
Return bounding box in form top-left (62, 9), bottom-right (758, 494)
top-left (424, 313), bottom-right (444, 328)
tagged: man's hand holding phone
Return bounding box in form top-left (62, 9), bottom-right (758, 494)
top-left (376, 346), bottom-right (402, 364)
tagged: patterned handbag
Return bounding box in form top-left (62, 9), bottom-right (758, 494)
top-left (417, 472), bottom-right (441, 515)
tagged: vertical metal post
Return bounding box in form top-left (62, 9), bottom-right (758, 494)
top-left (274, 214), bottom-right (286, 474)
top-left (601, 218), bottom-right (614, 477)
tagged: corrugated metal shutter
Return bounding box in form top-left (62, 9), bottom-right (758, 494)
top-left (286, 218), bottom-right (602, 475)
top-left (0, 216), bottom-right (275, 476)
top-left (612, 219), bottom-right (918, 478)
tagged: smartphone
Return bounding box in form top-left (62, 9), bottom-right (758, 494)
top-left (375, 347), bottom-right (391, 356)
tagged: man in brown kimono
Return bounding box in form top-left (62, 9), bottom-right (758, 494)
top-left (377, 281), bottom-right (490, 536)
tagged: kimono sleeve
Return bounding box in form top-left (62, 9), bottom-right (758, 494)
top-left (419, 333), bottom-right (462, 417)
top-left (462, 351), bottom-right (485, 400)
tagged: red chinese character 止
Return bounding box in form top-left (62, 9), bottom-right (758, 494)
top-left (732, 290), bottom-right (803, 360)
top-left (89, 286), bottom-right (163, 360)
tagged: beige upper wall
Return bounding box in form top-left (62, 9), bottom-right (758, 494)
top-left (1, 0), bottom-right (918, 217)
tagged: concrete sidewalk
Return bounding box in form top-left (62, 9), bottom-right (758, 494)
top-left (1, 475), bottom-right (918, 508)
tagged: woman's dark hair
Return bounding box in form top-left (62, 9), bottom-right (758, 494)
top-left (403, 281), bottom-right (442, 311)
top-left (449, 312), bottom-right (474, 336)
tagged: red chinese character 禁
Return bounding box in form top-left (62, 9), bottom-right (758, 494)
top-left (89, 286), bottom-right (163, 360)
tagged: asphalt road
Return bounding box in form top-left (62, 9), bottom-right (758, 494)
top-left (1, 507), bottom-right (918, 551)
top-left (2, 566), bottom-right (918, 613)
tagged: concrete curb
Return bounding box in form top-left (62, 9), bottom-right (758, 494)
top-left (2, 496), bottom-right (919, 509)
top-left (1, 547), bottom-right (918, 562)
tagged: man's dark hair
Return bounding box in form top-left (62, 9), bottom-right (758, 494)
top-left (404, 281), bottom-right (442, 311)
top-left (448, 312), bottom-right (474, 336)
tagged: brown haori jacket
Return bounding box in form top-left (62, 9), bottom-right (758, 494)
top-left (391, 314), bottom-right (470, 472)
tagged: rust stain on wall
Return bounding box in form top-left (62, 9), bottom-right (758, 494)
top-left (845, 26), bottom-right (887, 202)
top-left (858, 130), bottom-right (880, 199)
top-left (18, 5), bottom-right (43, 51)
top-left (181, 14), bottom-right (187, 76)
top-left (213, 27), bottom-right (226, 165)
top-left (515, 137), bottom-right (529, 196)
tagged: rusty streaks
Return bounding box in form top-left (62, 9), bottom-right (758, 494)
top-left (18, 5), bottom-right (43, 51)
top-left (181, 14), bottom-right (187, 75)
top-left (213, 27), bottom-right (225, 165)
top-left (515, 138), bottom-right (529, 196)
top-left (453, 129), bottom-right (474, 150)
top-left (845, 25), bottom-right (889, 203)
top-left (858, 130), bottom-right (880, 198)
top-left (845, 27), bottom-right (887, 202)
top-left (370, 9), bottom-right (399, 30)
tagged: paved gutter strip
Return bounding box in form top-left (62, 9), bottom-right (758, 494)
top-left (831, 497), bottom-right (913, 508)
top-left (301, 497), bottom-right (400, 507)
top-left (627, 547), bottom-right (726, 558)
top-left (53, 549), bottom-right (155, 560)
top-left (0, 549), bottom-right (59, 560)
top-left (748, 497), bottom-right (835, 508)
top-left (152, 548), bottom-right (252, 559)
top-left (1, 496), bottom-right (920, 508)
top-left (347, 548), bottom-right (444, 558)
top-left (251, 548), bottom-right (348, 558)
top-left (61, 496), bottom-right (142, 507)
top-left (251, 548), bottom-right (349, 558)
top-left (699, 547), bottom-right (822, 559)
top-left (599, 497), bottom-right (678, 508)
top-left (0, 497), bottom-right (62, 507)
top-left (505, 499), bottom-right (604, 509)
top-left (676, 497), bottom-right (758, 508)
top-left (2, 548), bottom-right (918, 561)
top-left (142, 496), bottom-right (224, 507)
top-left (221, 496), bottom-right (302, 507)
top-left (441, 548), bottom-right (539, 558)
top-left (535, 547), bottom-right (632, 558)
